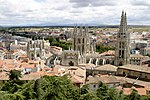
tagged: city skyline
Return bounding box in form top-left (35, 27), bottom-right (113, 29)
top-left (0, 0), bottom-right (150, 26)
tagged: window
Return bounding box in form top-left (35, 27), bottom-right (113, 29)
top-left (82, 45), bottom-right (84, 53)
top-left (37, 54), bottom-right (40, 57)
top-left (31, 54), bottom-right (34, 60)
top-left (78, 38), bottom-right (80, 43)
top-left (119, 50), bottom-right (121, 58)
top-left (78, 46), bottom-right (80, 51)
top-left (122, 42), bottom-right (125, 48)
top-left (122, 50), bottom-right (124, 58)
top-left (145, 75), bottom-right (147, 79)
top-left (119, 42), bottom-right (121, 48)
top-left (93, 84), bottom-right (96, 88)
top-left (123, 72), bottom-right (125, 75)
top-left (83, 38), bottom-right (84, 43)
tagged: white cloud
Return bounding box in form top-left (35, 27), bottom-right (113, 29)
top-left (0, 0), bottom-right (150, 26)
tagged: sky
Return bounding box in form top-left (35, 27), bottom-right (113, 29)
top-left (0, 0), bottom-right (150, 26)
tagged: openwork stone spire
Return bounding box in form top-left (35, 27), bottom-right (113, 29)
top-left (115, 11), bottom-right (130, 66)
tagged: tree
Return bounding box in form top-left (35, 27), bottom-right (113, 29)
top-left (9, 70), bottom-right (21, 80)
top-left (80, 92), bottom-right (99, 100)
top-left (117, 90), bottom-right (126, 100)
top-left (141, 94), bottom-right (150, 100)
top-left (126, 89), bottom-right (141, 100)
top-left (80, 85), bottom-right (89, 95)
top-left (0, 74), bottom-right (147, 100)
top-left (96, 81), bottom-right (120, 100)
top-left (18, 81), bottom-right (36, 100)
top-left (1, 81), bottom-right (22, 93)
top-left (96, 81), bottom-right (109, 99)
top-left (96, 44), bottom-right (115, 53)
top-left (0, 91), bottom-right (24, 100)
top-left (34, 75), bottom-right (80, 100)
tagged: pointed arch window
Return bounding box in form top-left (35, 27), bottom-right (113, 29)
top-left (122, 42), bottom-right (125, 48)
top-left (119, 42), bottom-right (121, 48)
top-left (78, 38), bottom-right (81, 43)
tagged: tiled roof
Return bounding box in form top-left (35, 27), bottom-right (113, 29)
top-left (70, 75), bottom-right (83, 83)
top-left (86, 75), bottom-right (120, 84)
top-left (116, 76), bottom-right (150, 88)
top-left (130, 54), bottom-right (144, 58)
top-left (118, 64), bottom-right (150, 74)
top-left (20, 72), bottom-right (44, 80)
top-left (116, 86), bottom-right (148, 96)
top-left (100, 50), bottom-right (115, 56)
top-left (68, 66), bottom-right (86, 77)
top-left (0, 72), bottom-right (9, 80)
top-left (95, 64), bottom-right (118, 72)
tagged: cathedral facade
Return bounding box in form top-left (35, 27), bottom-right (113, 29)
top-left (61, 26), bottom-right (96, 66)
top-left (27, 40), bottom-right (45, 60)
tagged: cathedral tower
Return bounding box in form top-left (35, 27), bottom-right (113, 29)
top-left (72, 26), bottom-right (90, 55)
top-left (115, 11), bottom-right (130, 66)
top-left (71, 26), bottom-right (92, 64)
top-left (27, 40), bottom-right (45, 60)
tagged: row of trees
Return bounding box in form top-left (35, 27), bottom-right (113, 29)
top-left (0, 70), bottom-right (150, 100)
top-left (96, 44), bottom-right (115, 53)
top-left (49, 37), bottom-right (72, 50)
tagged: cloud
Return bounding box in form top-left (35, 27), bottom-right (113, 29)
top-left (130, 0), bottom-right (150, 6)
top-left (0, 0), bottom-right (150, 26)
top-left (70, 0), bottom-right (117, 8)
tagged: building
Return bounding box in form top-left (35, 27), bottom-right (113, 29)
top-left (27, 40), bottom-right (45, 60)
top-left (115, 11), bottom-right (130, 66)
top-left (87, 64), bottom-right (118, 75)
top-left (10, 40), bottom-right (27, 51)
top-left (116, 64), bottom-right (150, 81)
top-left (61, 26), bottom-right (96, 66)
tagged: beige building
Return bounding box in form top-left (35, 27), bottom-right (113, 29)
top-left (117, 64), bottom-right (150, 81)
top-left (10, 40), bottom-right (27, 51)
top-left (87, 64), bottom-right (118, 76)
top-left (141, 47), bottom-right (150, 55)
top-left (130, 54), bottom-right (149, 65)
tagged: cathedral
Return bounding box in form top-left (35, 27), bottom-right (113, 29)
top-left (26, 11), bottom-right (147, 67)
top-left (61, 26), bottom-right (96, 66)
top-left (61, 11), bottom-right (130, 67)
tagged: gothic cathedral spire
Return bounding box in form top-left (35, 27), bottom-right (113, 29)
top-left (115, 11), bottom-right (130, 66)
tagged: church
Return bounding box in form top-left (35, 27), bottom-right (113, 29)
top-left (61, 11), bottom-right (130, 67)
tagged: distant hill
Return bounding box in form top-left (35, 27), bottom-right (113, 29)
top-left (1, 24), bottom-right (150, 29)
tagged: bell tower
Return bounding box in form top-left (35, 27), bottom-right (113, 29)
top-left (115, 11), bottom-right (130, 66)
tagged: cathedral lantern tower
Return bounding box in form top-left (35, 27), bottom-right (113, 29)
top-left (115, 11), bottom-right (130, 66)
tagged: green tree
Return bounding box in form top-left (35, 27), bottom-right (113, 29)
top-left (18, 81), bottom-right (36, 100)
top-left (80, 92), bottom-right (99, 100)
top-left (80, 85), bottom-right (89, 95)
top-left (1, 81), bottom-right (22, 93)
top-left (96, 81), bottom-right (119, 100)
top-left (0, 91), bottom-right (24, 100)
top-left (126, 89), bottom-right (141, 100)
top-left (140, 94), bottom-right (150, 100)
top-left (9, 70), bottom-right (21, 80)
top-left (96, 44), bottom-right (115, 53)
top-left (34, 75), bottom-right (80, 100)
top-left (117, 90), bottom-right (126, 100)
